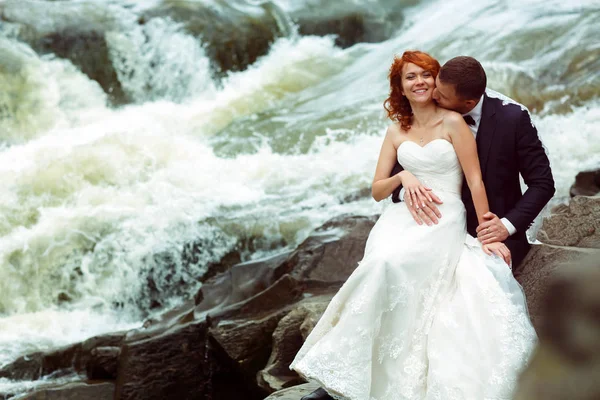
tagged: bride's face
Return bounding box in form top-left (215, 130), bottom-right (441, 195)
top-left (401, 63), bottom-right (435, 105)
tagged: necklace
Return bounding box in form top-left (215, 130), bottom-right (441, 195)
top-left (419, 136), bottom-right (424, 145)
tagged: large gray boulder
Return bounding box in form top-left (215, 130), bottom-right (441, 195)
top-left (513, 195), bottom-right (600, 399)
top-left (514, 254), bottom-right (600, 400)
top-left (517, 195), bottom-right (600, 328)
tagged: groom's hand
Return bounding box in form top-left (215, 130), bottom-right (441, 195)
top-left (476, 212), bottom-right (509, 244)
top-left (403, 190), bottom-right (443, 226)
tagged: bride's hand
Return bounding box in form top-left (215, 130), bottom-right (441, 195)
top-left (482, 242), bottom-right (512, 266)
top-left (400, 171), bottom-right (441, 226)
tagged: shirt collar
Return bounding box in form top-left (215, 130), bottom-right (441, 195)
top-left (463, 94), bottom-right (485, 125)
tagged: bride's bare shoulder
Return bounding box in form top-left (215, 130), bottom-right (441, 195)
top-left (385, 122), bottom-right (405, 142)
top-left (386, 122), bottom-right (402, 135)
top-left (438, 109), bottom-right (463, 124)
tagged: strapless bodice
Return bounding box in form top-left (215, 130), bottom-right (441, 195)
top-left (397, 139), bottom-right (463, 197)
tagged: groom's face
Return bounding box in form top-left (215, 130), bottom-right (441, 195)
top-left (433, 76), bottom-right (472, 114)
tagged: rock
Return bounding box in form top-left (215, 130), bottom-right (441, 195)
top-left (517, 244), bottom-right (600, 330)
top-left (193, 214), bottom-right (374, 318)
top-left (115, 318), bottom-right (266, 400)
top-left (114, 273), bottom-right (306, 400)
top-left (36, 30), bottom-right (128, 105)
top-left (279, 215), bottom-right (377, 283)
top-left (196, 248), bottom-right (243, 285)
top-left (0, 352), bottom-right (44, 381)
top-left (140, 1), bottom-right (285, 77)
top-left (204, 275), bottom-right (331, 392)
top-left (538, 256), bottom-right (600, 362)
top-left (570, 169), bottom-right (600, 197)
top-left (17, 382), bottom-right (114, 400)
top-left (0, 332), bottom-right (126, 381)
top-left (115, 320), bottom-right (211, 400)
top-left (199, 214), bottom-right (373, 395)
top-left (513, 194), bottom-right (600, 399)
top-left (291, 1), bottom-right (405, 48)
top-left (206, 274), bottom-right (302, 383)
top-left (514, 254), bottom-right (600, 400)
top-left (114, 214), bottom-right (374, 399)
top-left (517, 195), bottom-right (600, 329)
top-left (263, 382), bottom-right (320, 400)
top-left (194, 251), bottom-right (292, 315)
top-left (536, 195), bottom-right (600, 248)
top-left (1, 1), bottom-right (130, 104)
top-left (340, 187), bottom-right (372, 204)
top-left (258, 299), bottom-right (330, 392)
top-left (86, 346), bottom-right (120, 380)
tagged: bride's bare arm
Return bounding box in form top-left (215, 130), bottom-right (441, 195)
top-left (371, 126), bottom-right (404, 202)
top-left (446, 113), bottom-right (489, 224)
top-left (444, 113), bottom-right (511, 265)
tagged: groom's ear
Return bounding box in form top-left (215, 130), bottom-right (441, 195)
top-left (465, 99), bottom-right (477, 109)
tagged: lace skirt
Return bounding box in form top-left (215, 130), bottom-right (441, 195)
top-left (290, 201), bottom-right (536, 400)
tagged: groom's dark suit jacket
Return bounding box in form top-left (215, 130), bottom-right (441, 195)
top-left (390, 93), bottom-right (555, 274)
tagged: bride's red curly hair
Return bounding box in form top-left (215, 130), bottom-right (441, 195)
top-left (384, 50), bottom-right (440, 131)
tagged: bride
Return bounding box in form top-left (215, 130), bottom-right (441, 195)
top-left (289, 50), bottom-right (537, 400)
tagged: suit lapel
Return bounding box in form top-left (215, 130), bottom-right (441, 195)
top-left (476, 94), bottom-right (497, 179)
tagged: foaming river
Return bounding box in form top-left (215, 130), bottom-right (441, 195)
top-left (0, 0), bottom-right (598, 393)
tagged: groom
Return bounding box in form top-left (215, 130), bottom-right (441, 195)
top-left (394, 55), bottom-right (555, 274)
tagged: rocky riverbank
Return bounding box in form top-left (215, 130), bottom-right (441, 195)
top-left (1, 189), bottom-right (599, 399)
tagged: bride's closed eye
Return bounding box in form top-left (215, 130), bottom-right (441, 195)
top-left (406, 72), bottom-right (432, 79)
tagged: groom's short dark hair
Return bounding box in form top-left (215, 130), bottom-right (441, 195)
top-left (439, 56), bottom-right (486, 100)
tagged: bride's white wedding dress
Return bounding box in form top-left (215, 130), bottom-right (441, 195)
top-left (290, 139), bottom-right (537, 400)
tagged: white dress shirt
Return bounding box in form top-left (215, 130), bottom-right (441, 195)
top-left (398, 93), bottom-right (517, 236)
